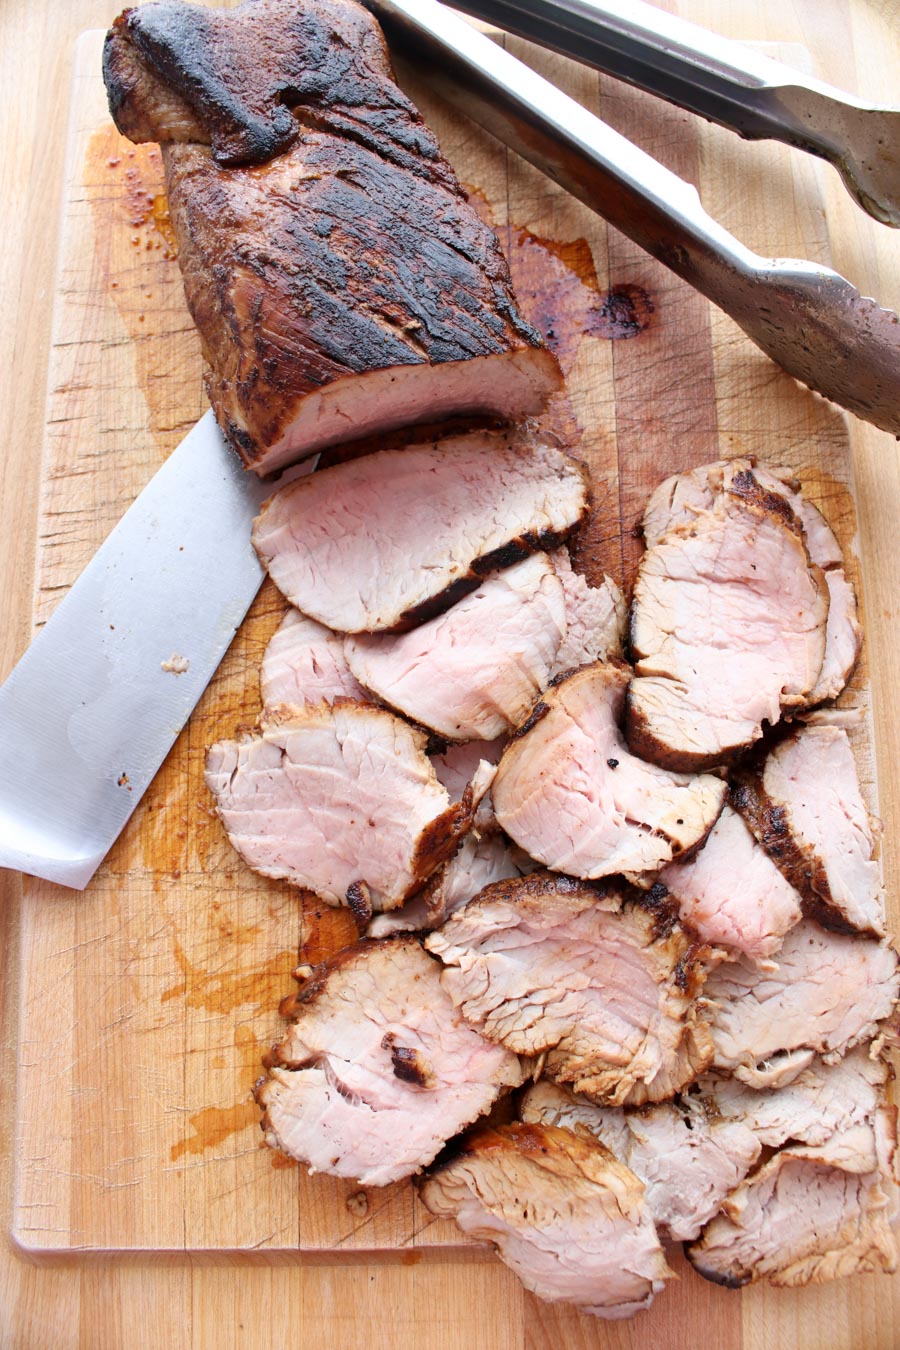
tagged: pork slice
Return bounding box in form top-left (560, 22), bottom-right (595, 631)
top-left (696, 1048), bottom-right (892, 1171)
top-left (252, 432), bottom-right (589, 633)
top-left (628, 470), bottom-right (829, 771)
top-left (687, 1141), bottom-right (898, 1288)
top-left (419, 1122), bottom-right (674, 1318)
top-left (104, 1), bottom-right (561, 474)
top-left (808, 568), bottom-right (862, 703)
top-left (256, 937), bottom-right (525, 1185)
top-left (642, 459), bottom-right (843, 568)
top-left (260, 609), bottom-right (365, 710)
top-left (430, 738), bottom-right (506, 805)
top-left (520, 1081), bottom-right (761, 1241)
top-left (733, 724), bottom-right (885, 936)
top-left (548, 548), bottom-right (626, 676)
top-left (657, 802), bottom-right (803, 962)
top-left (642, 459), bottom-right (859, 707)
top-left (205, 701), bottom-right (473, 910)
top-left (368, 828), bottom-right (531, 936)
top-left (491, 663), bottom-right (726, 878)
top-left (345, 554), bottom-right (567, 740)
top-left (705, 920), bottom-right (899, 1087)
top-left (426, 873), bottom-right (715, 1106)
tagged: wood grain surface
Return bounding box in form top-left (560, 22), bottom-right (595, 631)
top-left (2, 1), bottom-right (899, 1347)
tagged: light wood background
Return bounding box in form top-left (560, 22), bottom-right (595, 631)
top-left (2, 1), bottom-right (899, 1346)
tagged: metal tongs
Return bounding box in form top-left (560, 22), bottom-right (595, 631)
top-left (448, 0), bottom-right (900, 228)
top-left (363, 0), bottom-right (900, 436)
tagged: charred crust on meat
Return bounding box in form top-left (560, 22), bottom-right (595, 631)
top-left (637, 880), bottom-right (681, 939)
top-left (347, 880), bottom-right (373, 931)
top-left (685, 1255), bottom-right (750, 1290)
top-left (510, 699), bottom-right (550, 741)
top-left (394, 511), bottom-right (589, 634)
top-left (624, 682), bottom-right (746, 773)
top-left (730, 769), bottom-right (875, 936)
top-left (381, 1033), bottom-right (436, 1088)
top-left (408, 788), bottom-right (474, 889)
top-left (105, 0), bottom-right (455, 175)
top-left (726, 468), bottom-right (801, 536)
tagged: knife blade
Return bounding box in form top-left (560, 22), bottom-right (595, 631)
top-left (0, 412), bottom-right (268, 890)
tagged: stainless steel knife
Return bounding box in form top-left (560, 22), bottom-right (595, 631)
top-left (0, 413), bottom-right (268, 889)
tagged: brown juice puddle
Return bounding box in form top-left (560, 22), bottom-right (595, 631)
top-left (160, 934), bottom-right (298, 1013)
top-left (170, 1025), bottom-right (264, 1161)
top-left (507, 227), bottom-right (654, 375)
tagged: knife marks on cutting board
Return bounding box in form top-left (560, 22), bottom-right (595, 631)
top-left (83, 122), bottom-right (204, 454)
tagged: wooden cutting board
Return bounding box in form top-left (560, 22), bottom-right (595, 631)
top-left (12, 21), bottom-right (896, 1330)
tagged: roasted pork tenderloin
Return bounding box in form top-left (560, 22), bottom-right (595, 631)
top-left (344, 554), bottom-right (567, 740)
top-left (368, 828), bottom-right (531, 937)
top-left (419, 1123), bottom-right (674, 1318)
top-left (252, 431), bottom-right (589, 632)
top-left (627, 468), bottom-right (829, 771)
top-left (260, 608), bottom-right (365, 710)
top-left (491, 663), bottom-right (726, 878)
top-left (256, 938), bottom-right (526, 1184)
top-left (695, 1047), bottom-right (895, 1171)
top-left (704, 920), bottom-right (899, 1088)
top-left (547, 548), bottom-right (625, 675)
top-left (642, 458), bottom-right (861, 706)
top-left (732, 724), bottom-right (885, 936)
top-left (426, 873), bottom-right (716, 1106)
top-left (686, 1132), bottom-right (898, 1288)
top-left (104, 0), bottom-right (561, 474)
top-left (205, 701), bottom-right (475, 911)
top-left (520, 1080), bottom-right (761, 1242)
top-left (656, 801), bottom-right (803, 963)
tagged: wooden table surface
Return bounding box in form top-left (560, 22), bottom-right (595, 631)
top-left (1, 1), bottom-right (898, 1346)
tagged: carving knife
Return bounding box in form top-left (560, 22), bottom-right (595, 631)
top-left (0, 413), bottom-right (268, 889)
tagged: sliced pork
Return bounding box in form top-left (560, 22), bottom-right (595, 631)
top-left (426, 874), bottom-right (714, 1106)
top-left (809, 568), bottom-right (862, 703)
top-left (657, 802), bottom-right (802, 962)
top-left (252, 432), bottom-right (589, 632)
top-left (733, 724), bottom-right (885, 936)
top-left (104, 0), bottom-right (561, 475)
top-left (697, 1048), bottom-right (892, 1171)
top-left (642, 458), bottom-right (860, 707)
top-left (205, 702), bottom-right (473, 910)
top-left (521, 1081), bottom-right (761, 1241)
top-left (430, 738), bottom-right (506, 806)
top-left (642, 459), bottom-right (840, 563)
top-left (548, 549), bottom-right (625, 676)
top-left (368, 828), bottom-right (530, 936)
top-left (260, 608), bottom-right (365, 710)
top-left (256, 938), bottom-right (525, 1185)
top-left (345, 554), bottom-right (567, 740)
top-left (687, 1142), bottom-right (897, 1287)
top-left (419, 1122), bottom-right (674, 1318)
top-left (491, 663), bottom-right (726, 878)
top-left (628, 469), bottom-right (829, 770)
top-left (705, 920), bottom-right (899, 1087)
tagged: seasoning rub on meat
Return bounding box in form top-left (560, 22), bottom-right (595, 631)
top-left (103, 0), bottom-right (561, 474)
